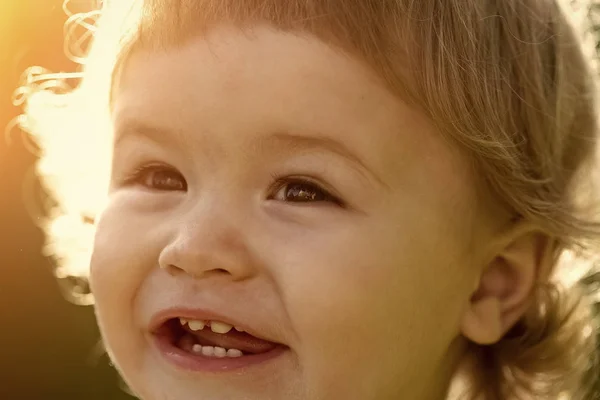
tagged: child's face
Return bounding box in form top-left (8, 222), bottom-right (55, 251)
top-left (91, 25), bottom-right (490, 400)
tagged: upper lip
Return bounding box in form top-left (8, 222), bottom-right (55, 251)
top-left (149, 307), bottom-right (284, 345)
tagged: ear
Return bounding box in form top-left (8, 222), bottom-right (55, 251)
top-left (460, 224), bottom-right (555, 345)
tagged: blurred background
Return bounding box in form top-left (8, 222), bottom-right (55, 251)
top-left (0, 0), bottom-right (599, 399)
top-left (0, 0), bottom-right (130, 398)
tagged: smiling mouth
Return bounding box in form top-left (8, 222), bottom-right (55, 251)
top-left (152, 318), bottom-right (287, 371)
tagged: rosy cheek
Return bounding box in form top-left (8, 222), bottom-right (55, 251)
top-left (90, 207), bottom-right (138, 299)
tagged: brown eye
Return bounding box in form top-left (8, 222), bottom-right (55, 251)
top-left (129, 165), bottom-right (187, 191)
top-left (273, 180), bottom-right (336, 203)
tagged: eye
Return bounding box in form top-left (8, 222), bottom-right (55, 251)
top-left (271, 178), bottom-right (341, 205)
top-left (125, 164), bottom-right (187, 191)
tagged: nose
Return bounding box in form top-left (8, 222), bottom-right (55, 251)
top-left (158, 201), bottom-right (258, 281)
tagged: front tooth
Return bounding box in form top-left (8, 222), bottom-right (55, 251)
top-left (226, 348), bottom-right (243, 358)
top-left (188, 320), bottom-right (206, 331)
top-left (179, 318), bottom-right (188, 325)
top-left (234, 326), bottom-right (245, 332)
top-left (201, 346), bottom-right (215, 357)
top-left (210, 321), bottom-right (233, 334)
top-left (213, 347), bottom-right (227, 358)
top-left (192, 344), bottom-right (203, 354)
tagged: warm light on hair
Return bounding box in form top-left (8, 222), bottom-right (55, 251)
top-left (13, 0), bottom-right (600, 398)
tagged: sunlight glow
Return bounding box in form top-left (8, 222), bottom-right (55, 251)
top-left (16, 0), bottom-right (600, 287)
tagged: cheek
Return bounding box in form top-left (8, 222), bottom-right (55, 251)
top-left (91, 211), bottom-right (131, 299)
top-left (89, 202), bottom-right (163, 379)
top-left (270, 209), bottom-right (474, 389)
top-left (90, 202), bottom-right (156, 331)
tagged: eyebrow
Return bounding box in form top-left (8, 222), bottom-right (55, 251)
top-left (113, 118), bottom-right (182, 149)
top-left (113, 118), bottom-right (386, 188)
top-left (262, 132), bottom-right (386, 187)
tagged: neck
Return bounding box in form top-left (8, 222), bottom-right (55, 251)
top-left (417, 336), bottom-right (470, 400)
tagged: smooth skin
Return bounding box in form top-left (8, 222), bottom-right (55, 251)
top-left (90, 25), bottom-right (549, 400)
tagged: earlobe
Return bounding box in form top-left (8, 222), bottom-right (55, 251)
top-left (461, 296), bottom-right (503, 345)
top-left (460, 226), bottom-right (553, 345)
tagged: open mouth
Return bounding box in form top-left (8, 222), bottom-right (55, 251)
top-left (152, 317), bottom-right (287, 371)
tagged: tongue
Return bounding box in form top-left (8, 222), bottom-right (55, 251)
top-left (188, 328), bottom-right (277, 355)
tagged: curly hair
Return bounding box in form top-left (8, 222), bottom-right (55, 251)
top-left (13, 0), bottom-right (600, 398)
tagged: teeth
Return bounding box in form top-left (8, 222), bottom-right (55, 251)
top-left (210, 320), bottom-right (233, 334)
top-left (179, 318), bottom-right (237, 333)
top-left (226, 348), bottom-right (243, 358)
top-left (201, 346), bottom-right (214, 357)
top-left (189, 343), bottom-right (244, 358)
top-left (192, 344), bottom-right (203, 354)
top-left (187, 320), bottom-right (206, 331)
top-left (213, 347), bottom-right (227, 358)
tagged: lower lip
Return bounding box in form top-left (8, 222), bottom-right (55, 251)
top-left (152, 334), bottom-right (288, 373)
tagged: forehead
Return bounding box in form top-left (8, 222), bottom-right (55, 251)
top-left (113, 26), bottom-right (478, 220)
top-left (113, 26), bottom-right (407, 146)
top-left (114, 25), bottom-right (388, 107)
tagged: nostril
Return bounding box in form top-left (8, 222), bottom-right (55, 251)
top-left (189, 268), bottom-right (231, 279)
top-left (160, 264), bottom-right (184, 276)
top-left (160, 264), bottom-right (230, 278)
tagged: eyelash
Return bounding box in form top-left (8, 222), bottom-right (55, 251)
top-left (123, 164), bottom-right (187, 191)
top-left (269, 174), bottom-right (344, 206)
top-left (122, 164), bottom-right (343, 206)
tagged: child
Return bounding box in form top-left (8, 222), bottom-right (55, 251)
top-left (17, 0), bottom-right (600, 399)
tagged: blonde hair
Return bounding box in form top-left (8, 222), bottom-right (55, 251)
top-left (13, 0), bottom-right (600, 398)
